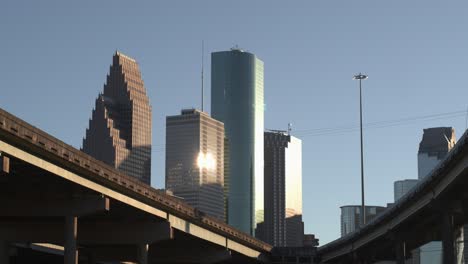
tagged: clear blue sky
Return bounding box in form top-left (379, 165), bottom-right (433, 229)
top-left (1, 1), bottom-right (467, 244)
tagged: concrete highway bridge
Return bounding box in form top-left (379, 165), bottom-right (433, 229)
top-left (318, 128), bottom-right (468, 263)
top-left (0, 108), bottom-right (272, 264)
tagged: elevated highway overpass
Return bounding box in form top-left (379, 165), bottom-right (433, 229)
top-left (318, 128), bottom-right (468, 263)
top-left (0, 108), bottom-right (272, 264)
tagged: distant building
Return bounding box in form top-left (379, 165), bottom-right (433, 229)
top-left (340, 205), bottom-right (386, 237)
top-left (416, 127), bottom-right (456, 264)
top-left (211, 48), bottom-right (264, 234)
top-left (418, 127), bottom-right (456, 179)
top-left (256, 131), bottom-right (303, 247)
top-left (165, 109), bottom-right (225, 221)
top-left (82, 52), bottom-right (152, 184)
top-left (394, 179), bottom-right (418, 202)
top-left (303, 234), bottom-right (319, 248)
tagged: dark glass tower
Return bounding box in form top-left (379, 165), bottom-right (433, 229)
top-left (258, 131), bottom-right (303, 246)
top-left (82, 52), bottom-right (152, 185)
top-left (211, 48), bottom-right (264, 235)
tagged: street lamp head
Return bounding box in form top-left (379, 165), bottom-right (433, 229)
top-left (353, 74), bottom-right (368, 80)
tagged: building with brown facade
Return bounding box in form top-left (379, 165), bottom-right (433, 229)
top-left (82, 51), bottom-right (152, 185)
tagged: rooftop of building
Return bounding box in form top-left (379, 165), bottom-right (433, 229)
top-left (211, 47), bottom-right (260, 59)
top-left (418, 127), bottom-right (455, 153)
top-left (180, 108), bottom-right (208, 116)
top-left (114, 51), bottom-right (137, 63)
top-left (166, 108), bottom-right (224, 126)
top-left (394, 179), bottom-right (419, 183)
top-left (340, 205), bottom-right (387, 209)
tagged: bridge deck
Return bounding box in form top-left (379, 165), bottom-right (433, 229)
top-left (0, 108), bottom-right (272, 263)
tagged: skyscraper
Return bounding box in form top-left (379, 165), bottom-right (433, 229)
top-left (418, 127), bottom-right (456, 179)
top-left (257, 131), bottom-right (303, 247)
top-left (165, 109), bottom-right (225, 221)
top-left (417, 127), bottom-right (456, 264)
top-left (82, 52), bottom-right (152, 184)
top-left (211, 48), bottom-right (264, 235)
top-left (340, 205), bottom-right (386, 237)
top-left (393, 179), bottom-right (418, 202)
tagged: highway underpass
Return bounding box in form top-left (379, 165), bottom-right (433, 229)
top-left (317, 129), bottom-right (468, 263)
top-left (0, 108), bottom-right (272, 264)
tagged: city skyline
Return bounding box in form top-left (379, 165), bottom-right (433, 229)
top-left (1, 1), bottom-right (468, 244)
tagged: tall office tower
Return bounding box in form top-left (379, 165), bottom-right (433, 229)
top-left (394, 179), bottom-right (418, 202)
top-left (165, 109), bottom-right (225, 221)
top-left (211, 48), bottom-right (264, 234)
top-left (257, 131), bottom-right (303, 247)
top-left (416, 127), bottom-right (456, 264)
top-left (82, 52), bottom-right (152, 184)
top-left (418, 127), bottom-right (456, 179)
top-left (340, 205), bottom-right (386, 237)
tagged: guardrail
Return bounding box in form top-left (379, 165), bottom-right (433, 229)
top-left (0, 108), bottom-right (272, 253)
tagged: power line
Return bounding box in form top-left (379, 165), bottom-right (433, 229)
top-left (150, 109), bottom-right (467, 151)
top-left (294, 110), bottom-right (466, 137)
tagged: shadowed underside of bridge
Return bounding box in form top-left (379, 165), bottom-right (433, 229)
top-left (0, 108), bottom-right (272, 264)
top-left (317, 129), bottom-right (468, 264)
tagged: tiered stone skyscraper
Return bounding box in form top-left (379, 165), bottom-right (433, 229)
top-left (82, 52), bottom-right (152, 185)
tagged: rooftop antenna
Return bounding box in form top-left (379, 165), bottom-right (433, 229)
top-left (201, 40), bottom-right (204, 112)
top-left (288, 123), bottom-right (292, 135)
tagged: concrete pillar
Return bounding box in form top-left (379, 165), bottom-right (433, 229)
top-left (0, 241), bottom-right (9, 264)
top-left (64, 216), bottom-right (78, 264)
top-left (441, 212), bottom-right (455, 264)
top-left (137, 244), bottom-right (148, 264)
top-left (1, 154), bottom-right (10, 174)
top-left (395, 240), bottom-right (405, 264)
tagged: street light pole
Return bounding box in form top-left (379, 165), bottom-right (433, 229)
top-left (353, 73), bottom-right (368, 227)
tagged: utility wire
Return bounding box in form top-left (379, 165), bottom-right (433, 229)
top-left (151, 109), bottom-right (467, 152)
top-left (294, 110), bottom-right (466, 137)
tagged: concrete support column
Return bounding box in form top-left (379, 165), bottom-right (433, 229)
top-left (0, 241), bottom-right (9, 264)
top-left (64, 216), bottom-right (78, 264)
top-left (395, 240), bottom-right (405, 264)
top-left (441, 212), bottom-right (455, 264)
top-left (137, 244), bottom-right (149, 264)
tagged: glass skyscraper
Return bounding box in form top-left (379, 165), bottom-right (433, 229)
top-left (418, 127), bottom-right (456, 179)
top-left (393, 179), bottom-right (418, 202)
top-left (340, 205), bottom-right (386, 237)
top-left (211, 48), bottom-right (264, 235)
top-left (165, 109), bottom-right (225, 221)
top-left (82, 52), bottom-right (152, 185)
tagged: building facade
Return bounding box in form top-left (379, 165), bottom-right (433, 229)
top-left (418, 127), bottom-right (456, 179)
top-left (394, 179), bottom-right (419, 202)
top-left (82, 52), bottom-right (152, 184)
top-left (417, 127), bottom-right (456, 264)
top-left (211, 48), bottom-right (264, 234)
top-left (165, 109), bottom-right (225, 221)
top-left (340, 205), bottom-right (386, 237)
top-left (257, 131), bottom-right (303, 247)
